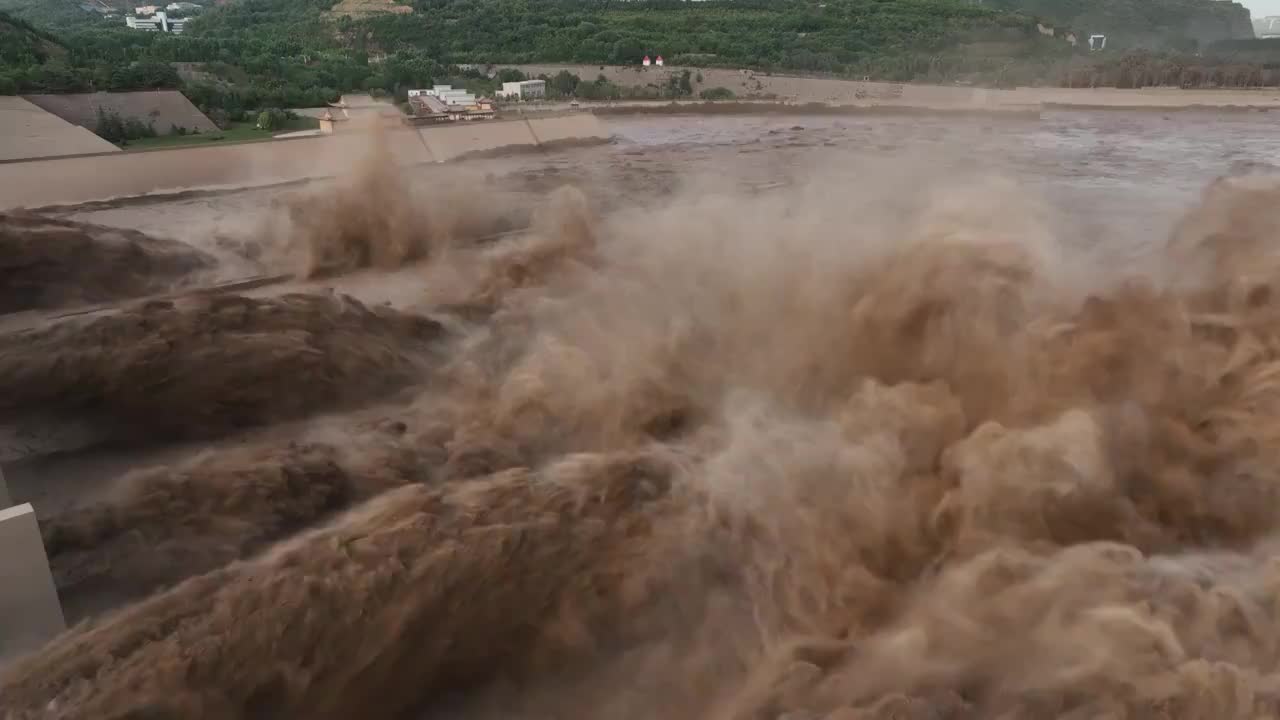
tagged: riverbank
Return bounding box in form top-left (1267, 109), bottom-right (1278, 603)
top-left (508, 63), bottom-right (1280, 111)
top-left (585, 101), bottom-right (1040, 120)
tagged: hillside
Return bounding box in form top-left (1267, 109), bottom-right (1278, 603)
top-left (185, 0), bottom-right (1070, 78)
top-left (989, 0), bottom-right (1254, 48)
top-left (0, 0), bottom-right (107, 30)
top-left (2, 0), bottom-right (1280, 121)
top-left (0, 10), bottom-right (65, 66)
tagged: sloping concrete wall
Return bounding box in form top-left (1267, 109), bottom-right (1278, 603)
top-left (527, 114), bottom-right (610, 145)
top-left (417, 119), bottom-right (539, 162)
top-left (417, 114), bottom-right (610, 161)
top-left (25, 91), bottom-right (220, 134)
top-left (0, 130), bottom-right (434, 209)
top-left (0, 503), bottom-right (65, 661)
top-left (0, 115), bottom-right (611, 210)
top-left (0, 97), bottom-right (120, 161)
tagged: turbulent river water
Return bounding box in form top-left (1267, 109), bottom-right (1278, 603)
top-left (55, 109), bottom-right (1280, 263)
top-left (6, 109), bottom-right (1280, 720)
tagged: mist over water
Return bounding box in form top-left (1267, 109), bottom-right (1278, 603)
top-left (6, 111), bottom-right (1280, 719)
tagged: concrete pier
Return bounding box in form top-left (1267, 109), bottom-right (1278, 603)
top-left (0, 503), bottom-right (66, 661)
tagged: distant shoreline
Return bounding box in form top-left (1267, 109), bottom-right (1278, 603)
top-left (585, 101), bottom-right (1040, 120)
top-left (505, 63), bottom-right (1280, 112)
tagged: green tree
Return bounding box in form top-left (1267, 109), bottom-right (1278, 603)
top-left (95, 107), bottom-right (120, 142)
top-left (548, 69), bottom-right (579, 97)
top-left (496, 67), bottom-right (526, 83)
top-left (256, 107), bottom-right (286, 131)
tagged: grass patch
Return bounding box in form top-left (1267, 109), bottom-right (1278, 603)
top-left (121, 117), bottom-right (320, 151)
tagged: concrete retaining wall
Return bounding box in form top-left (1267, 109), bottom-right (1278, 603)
top-left (417, 119), bottom-right (539, 162)
top-left (0, 476), bottom-right (65, 662)
top-left (0, 130), bottom-right (434, 210)
top-left (0, 114), bottom-right (610, 210)
top-left (0, 97), bottom-right (121, 162)
top-left (25, 91), bottom-right (220, 135)
top-left (527, 113), bottom-right (611, 145)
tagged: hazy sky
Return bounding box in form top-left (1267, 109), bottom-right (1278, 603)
top-left (1243, 0), bottom-right (1280, 19)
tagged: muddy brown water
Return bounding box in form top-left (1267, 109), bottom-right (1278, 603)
top-left (45, 110), bottom-right (1277, 258)
top-left (6, 109), bottom-right (1280, 717)
top-left (8, 108), bottom-right (1276, 549)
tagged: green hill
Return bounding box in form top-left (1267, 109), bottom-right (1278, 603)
top-left (182, 0), bottom-right (1071, 80)
top-left (0, 9), bottom-right (66, 66)
top-left (988, 0), bottom-right (1254, 48)
top-left (0, 0), bottom-right (1277, 114)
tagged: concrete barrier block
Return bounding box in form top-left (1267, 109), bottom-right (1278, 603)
top-left (418, 120), bottom-right (539, 162)
top-left (526, 114), bottom-right (611, 145)
top-left (0, 503), bottom-right (65, 661)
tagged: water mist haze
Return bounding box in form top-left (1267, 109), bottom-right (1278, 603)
top-left (3, 112), bottom-right (1280, 720)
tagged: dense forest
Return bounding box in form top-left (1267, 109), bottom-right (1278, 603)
top-left (1, 0), bottom-right (1278, 122)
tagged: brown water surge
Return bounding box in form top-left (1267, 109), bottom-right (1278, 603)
top-left (0, 292), bottom-right (448, 444)
top-left (0, 212), bottom-right (216, 315)
top-left (6, 163), bottom-right (1280, 720)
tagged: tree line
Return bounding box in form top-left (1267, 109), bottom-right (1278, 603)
top-left (3, 0), bottom-right (1280, 124)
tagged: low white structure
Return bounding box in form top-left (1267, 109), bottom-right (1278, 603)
top-left (440, 90), bottom-right (476, 105)
top-left (125, 13), bottom-right (162, 29)
top-left (0, 492), bottom-right (66, 661)
top-left (500, 79), bottom-right (546, 100)
top-left (125, 10), bottom-right (185, 32)
top-left (422, 85), bottom-right (478, 105)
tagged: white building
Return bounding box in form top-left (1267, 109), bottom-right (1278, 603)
top-left (125, 9), bottom-right (184, 31)
top-left (440, 90), bottom-right (475, 105)
top-left (500, 79), bottom-right (546, 100)
top-left (165, 1), bottom-right (200, 10)
top-left (422, 85), bottom-right (478, 105)
top-left (126, 13), bottom-right (161, 29)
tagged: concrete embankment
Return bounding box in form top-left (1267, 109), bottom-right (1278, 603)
top-left (510, 63), bottom-right (1280, 111)
top-left (590, 101), bottom-right (1040, 120)
top-left (0, 114), bottom-right (611, 210)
